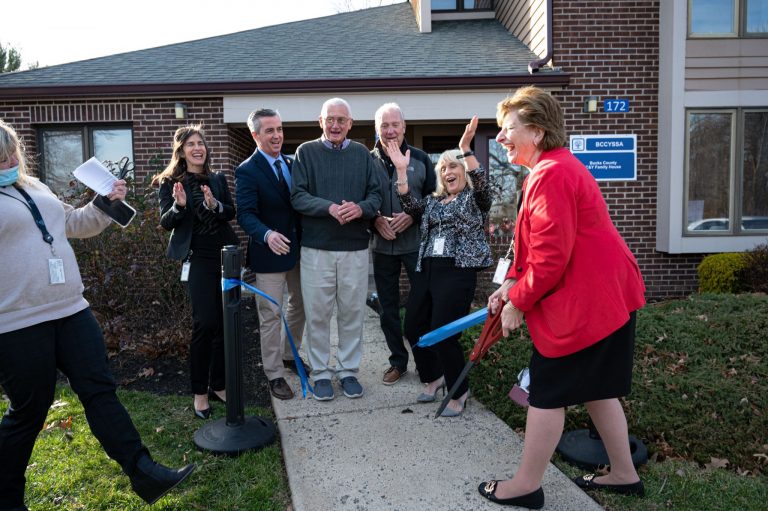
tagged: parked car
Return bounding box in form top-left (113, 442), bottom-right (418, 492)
top-left (687, 216), bottom-right (768, 232)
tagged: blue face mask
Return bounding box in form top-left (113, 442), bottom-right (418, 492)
top-left (0, 165), bottom-right (19, 187)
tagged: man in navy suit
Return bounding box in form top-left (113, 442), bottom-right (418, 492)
top-left (236, 108), bottom-right (305, 400)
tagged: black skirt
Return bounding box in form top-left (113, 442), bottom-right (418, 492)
top-left (527, 311), bottom-right (637, 409)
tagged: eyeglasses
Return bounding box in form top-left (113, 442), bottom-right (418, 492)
top-left (323, 116), bottom-right (349, 126)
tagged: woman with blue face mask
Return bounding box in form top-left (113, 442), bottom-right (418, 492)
top-left (0, 119), bottom-right (196, 510)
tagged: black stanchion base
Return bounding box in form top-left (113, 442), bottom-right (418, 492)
top-left (194, 416), bottom-right (276, 456)
top-left (556, 429), bottom-right (648, 470)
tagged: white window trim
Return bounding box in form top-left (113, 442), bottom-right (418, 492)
top-left (658, 0), bottom-right (767, 253)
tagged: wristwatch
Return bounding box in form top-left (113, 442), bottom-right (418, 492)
top-left (457, 150), bottom-right (474, 159)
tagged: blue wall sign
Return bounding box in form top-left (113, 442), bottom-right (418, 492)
top-left (569, 134), bottom-right (637, 181)
top-left (604, 98), bottom-right (630, 112)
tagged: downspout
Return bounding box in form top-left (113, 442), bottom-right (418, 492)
top-left (528, 0), bottom-right (553, 73)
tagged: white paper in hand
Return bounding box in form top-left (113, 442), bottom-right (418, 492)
top-left (72, 157), bottom-right (117, 196)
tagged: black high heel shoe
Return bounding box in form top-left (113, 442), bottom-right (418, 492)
top-left (194, 406), bottom-right (211, 420)
top-left (477, 480), bottom-right (544, 509)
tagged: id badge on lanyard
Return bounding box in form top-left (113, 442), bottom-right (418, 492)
top-left (492, 235), bottom-right (515, 285)
top-left (49, 258), bottom-right (66, 285)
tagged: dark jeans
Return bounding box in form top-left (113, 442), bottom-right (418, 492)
top-left (0, 309), bottom-right (146, 508)
top-left (187, 240), bottom-right (225, 395)
top-left (404, 258), bottom-right (476, 398)
top-left (372, 251), bottom-right (418, 371)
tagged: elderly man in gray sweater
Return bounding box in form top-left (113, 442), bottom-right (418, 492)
top-left (291, 98), bottom-right (382, 401)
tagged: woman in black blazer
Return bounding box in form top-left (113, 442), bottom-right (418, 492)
top-left (152, 125), bottom-right (238, 419)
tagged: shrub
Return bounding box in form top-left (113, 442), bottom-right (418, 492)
top-left (739, 243), bottom-right (768, 293)
top-left (697, 253), bottom-right (748, 293)
top-left (70, 164), bottom-right (191, 359)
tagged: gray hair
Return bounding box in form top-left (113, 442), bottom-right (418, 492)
top-left (247, 108), bottom-right (280, 134)
top-left (433, 149), bottom-right (473, 197)
top-left (374, 102), bottom-right (404, 130)
top-left (320, 98), bottom-right (352, 118)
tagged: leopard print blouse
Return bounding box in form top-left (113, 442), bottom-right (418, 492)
top-left (398, 167), bottom-right (493, 271)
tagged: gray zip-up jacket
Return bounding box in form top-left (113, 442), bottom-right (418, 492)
top-left (370, 139), bottom-right (436, 255)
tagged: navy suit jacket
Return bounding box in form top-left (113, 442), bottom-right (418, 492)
top-left (235, 150), bottom-right (302, 273)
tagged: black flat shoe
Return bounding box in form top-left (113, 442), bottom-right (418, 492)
top-left (208, 388), bottom-right (226, 403)
top-left (194, 407), bottom-right (211, 420)
top-left (477, 480), bottom-right (544, 509)
top-left (573, 474), bottom-right (645, 497)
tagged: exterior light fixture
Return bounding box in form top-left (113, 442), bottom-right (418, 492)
top-left (583, 96), bottom-right (598, 113)
top-left (175, 103), bottom-right (187, 120)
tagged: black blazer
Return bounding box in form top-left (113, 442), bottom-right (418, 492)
top-left (158, 172), bottom-right (238, 261)
top-left (235, 150), bottom-right (301, 273)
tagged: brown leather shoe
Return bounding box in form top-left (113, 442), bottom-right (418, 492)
top-left (269, 377), bottom-right (294, 400)
top-left (382, 366), bottom-right (405, 385)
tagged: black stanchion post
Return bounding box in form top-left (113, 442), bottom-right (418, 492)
top-left (193, 245), bottom-right (276, 456)
top-left (221, 245), bottom-right (244, 426)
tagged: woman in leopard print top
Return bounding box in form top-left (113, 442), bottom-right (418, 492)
top-left (384, 116), bottom-right (492, 417)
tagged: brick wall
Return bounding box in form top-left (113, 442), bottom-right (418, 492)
top-left (545, 0), bottom-right (702, 299)
top-left (0, 97), bottom-right (232, 181)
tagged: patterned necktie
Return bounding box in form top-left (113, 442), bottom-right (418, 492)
top-left (274, 160), bottom-right (288, 192)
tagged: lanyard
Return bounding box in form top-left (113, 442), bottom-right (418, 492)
top-left (2, 185), bottom-right (56, 248)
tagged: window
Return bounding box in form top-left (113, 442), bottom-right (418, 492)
top-left (685, 109), bottom-right (768, 235)
top-left (689, 0), bottom-right (768, 37)
top-left (487, 139), bottom-right (527, 240)
top-left (432, 0), bottom-right (494, 12)
top-left (38, 125), bottom-right (133, 197)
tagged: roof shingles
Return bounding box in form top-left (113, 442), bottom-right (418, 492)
top-left (0, 3), bottom-right (538, 90)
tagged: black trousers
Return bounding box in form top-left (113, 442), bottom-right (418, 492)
top-left (187, 238), bottom-right (226, 395)
top-left (0, 309), bottom-right (146, 508)
top-left (372, 251), bottom-right (418, 371)
top-left (404, 258), bottom-right (476, 398)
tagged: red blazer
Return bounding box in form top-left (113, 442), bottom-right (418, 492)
top-left (506, 148), bottom-right (645, 357)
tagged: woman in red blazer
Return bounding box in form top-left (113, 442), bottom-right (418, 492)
top-left (477, 87), bottom-right (646, 509)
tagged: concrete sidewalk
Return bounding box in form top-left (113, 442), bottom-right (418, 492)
top-left (273, 307), bottom-right (603, 511)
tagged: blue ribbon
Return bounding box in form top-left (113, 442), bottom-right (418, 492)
top-left (223, 278), bottom-right (312, 398)
top-left (416, 307), bottom-right (488, 348)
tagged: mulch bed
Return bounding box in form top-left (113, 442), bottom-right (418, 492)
top-left (105, 296), bottom-right (272, 408)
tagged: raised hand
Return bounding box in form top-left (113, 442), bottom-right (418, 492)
top-left (172, 182), bottom-right (187, 207)
top-left (383, 139), bottom-right (410, 171)
top-left (200, 185), bottom-right (217, 209)
top-left (459, 115), bottom-right (479, 153)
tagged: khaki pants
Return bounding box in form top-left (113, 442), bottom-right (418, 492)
top-left (300, 247), bottom-right (368, 382)
top-left (254, 264), bottom-right (305, 381)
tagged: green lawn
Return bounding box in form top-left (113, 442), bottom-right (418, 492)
top-left (465, 293), bottom-right (768, 511)
top-left (0, 389), bottom-right (288, 510)
top-left (2, 293), bottom-right (766, 510)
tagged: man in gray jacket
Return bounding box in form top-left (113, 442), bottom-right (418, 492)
top-left (370, 103), bottom-right (436, 385)
top-left (291, 97), bottom-right (382, 401)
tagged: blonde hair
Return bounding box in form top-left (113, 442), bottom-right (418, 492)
top-left (0, 119), bottom-right (30, 186)
top-left (496, 86), bottom-right (566, 151)
top-left (151, 124), bottom-right (210, 186)
top-left (433, 149), bottom-right (473, 197)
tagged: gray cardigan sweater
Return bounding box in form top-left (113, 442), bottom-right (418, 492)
top-left (0, 178), bottom-right (111, 334)
top-left (290, 138), bottom-right (382, 251)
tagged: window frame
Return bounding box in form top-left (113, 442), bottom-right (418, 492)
top-left (683, 108), bottom-right (768, 236)
top-left (432, 0), bottom-right (495, 13)
top-left (688, 0), bottom-right (768, 38)
top-left (36, 123), bottom-right (134, 194)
